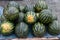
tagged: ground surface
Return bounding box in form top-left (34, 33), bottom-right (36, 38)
top-left (0, 0), bottom-right (60, 40)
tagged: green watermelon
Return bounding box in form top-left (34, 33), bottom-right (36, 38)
top-left (15, 22), bottom-right (29, 38)
top-left (19, 12), bottom-right (24, 22)
top-left (3, 6), bottom-right (19, 21)
top-left (33, 22), bottom-right (45, 37)
top-left (7, 1), bottom-right (19, 8)
top-left (19, 5), bottom-right (28, 13)
top-left (39, 9), bottom-right (53, 24)
top-left (48, 20), bottom-right (60, 35)
top-left (36, 13), bottom-right (39, 20)
top-left (34, 1), bottom-right (48, 13)
top-left (52, 14), bottom-right (57, 20)
top-left (24, 11), bottom-right (37, 24)
top-left (0, 21), bottom-right (14, 35)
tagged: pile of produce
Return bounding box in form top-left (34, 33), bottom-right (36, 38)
top-left (0, 0), bottom-right (60, 38)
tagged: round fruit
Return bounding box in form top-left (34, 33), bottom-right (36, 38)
top-left (19, 12), bottom-right (24, 22)
top-left (36, 13), bottom-right (39, 19)
top-left (39, 9), bottom-right (53, 24)
top-left (52, 14), bottom-right (57, 20)
top-left (19, 5), bottom-right (28, 13)
top-left (15, 22), bottom-right (29, 38)
top-left (1, 21), bottom-right (14, 35)
top-left (33, 22), bottom-right (45, 37)
top-left (1, 15), bottom-right (6, 22)
top-left (3, 6), bottom-right (19, 21)
top-left (7, 1), bottom-right (19, 8)
top-left (34, 1), bottom-right (48, 13)
top-left (24, 11), bottom-right (37, 24)
top-left (48, 20), bottom-right (60, 35)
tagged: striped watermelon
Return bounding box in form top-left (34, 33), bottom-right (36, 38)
top-left (24, 11), bottom-right (37, 24)
top-left (19, 5), bottom-right (29, 13)
top-left (15, 22), bottom-right (29, 38)
top-left (34, 1), bottom-right (48, 13)
top-left (48, 20), bottom-right (60, 35)
top-left (39, 9), bottom-right (53, 24)
top-left (33, 22), bottom-right (45, 37)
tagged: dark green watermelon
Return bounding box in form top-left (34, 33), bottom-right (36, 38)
top-left (39, 9), bottom-right (53, 24)
top-left (19, 5), bottom-right (29, 13)
top-left (33, 22), bottom-right (45, 37)
top-left (34, 1), bottom-right (48, 13)
top-left (48, 20), bottom-right (60, 35)
top-left (19, 12), bottom-right (24, 22)
top-left (36, 13), bottom-right (40, 21)
top-left (3, 6), bottom-right (19, 21)
top-left (15, 22), bottom-right (29, 38)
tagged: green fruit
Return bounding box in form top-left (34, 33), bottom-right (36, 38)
top-left (52, 14), bottom-right (57, 20)
top-left (48, 20), bottom-right (60, 35)
top-left (15, 22), bottom-right (29, 38)
top-left (39, 9), bottom-right (53, 24)
top-left (33, 22), bottom-right (45, 37)
top-left (7, 1), bottom-right (19, 8)
top-left (1, 15), bottom-right (6, 22)
top-left (19, 12), bottom-right (24, 22)
top-left (36, 13), bottom-right (39, 19)
top-left (24, 11), bottom-right (37, 24)
top-left (34, 1), bottom-right (48, 13)
top-left (19, 5), bottom-right (28, 13)
top-left (3, 7), bottom-right (19, 21)
top-left (1, 21), bottom-right (14, 35)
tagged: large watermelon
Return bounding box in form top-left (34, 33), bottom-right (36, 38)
top-left (0, 21), bottom-right (14, 35)
top-left (33, 22), bottom-right (45, 37)
top-left (24, 11), bottom-right (37, 24)
top-left (48, 20), bottom-right (60, 35)
top-left (34, 1), bottom-right (48, 13)
top-left (39, 9), bottom-right (53, 24)
top-left (15, 22), bottom-right (29, 38)
top-left (3, 6), bottom-right (19, 21)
